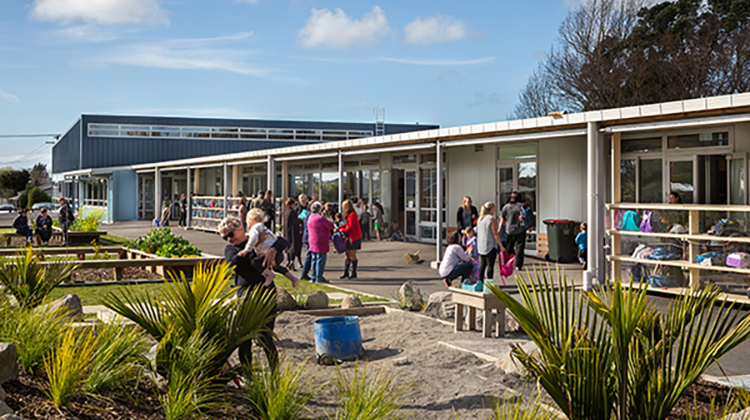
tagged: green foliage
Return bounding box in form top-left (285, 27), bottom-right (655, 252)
top-left (484, 387), bottom-right (558, 420)
top-left (0, 168), bottom-right (30, 196)
top-left (52, 206), bottom-right (105, 232)
top-left (0, 303), bottom-right (69, 375)
top-left (685, 388), bottom-right (750, 420)
top-left (19, 186), bottom-right (51, 209)
top-left (244, 358), bottom-right (321, 420)
top-left (331, 362), bottom-right (412, 420)
top-left (129, 228), bottom-right (202, 257)
top-left (488, 266), bottom-right (750, 420)
top-left (0, 247), bottom-right (78, 309)
top-left (44, 327), bottom-right (97, 408)
top-left (86, 322), bottom-right (149, 393)
top-left (159, 328), bottom-right (225, 420)
top-left (100, 262), bottom-right (277, 381)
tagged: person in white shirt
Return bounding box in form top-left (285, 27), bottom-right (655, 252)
top-left (239, 208), bottom-right (299, 287)
top-left (440, 231), bottom-right (474, 288)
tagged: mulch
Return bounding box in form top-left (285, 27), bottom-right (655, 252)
top-left (70, 267), bottom-right (162, 283)
top-left (667, 380), bottom-right (736, 419)
top-left (3, 369), bottom-right (164, 420)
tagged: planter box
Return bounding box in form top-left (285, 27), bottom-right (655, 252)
top-left (52, 228), bottom-right (107, 245)
top-left (125, 248), bottom-right (222, 279)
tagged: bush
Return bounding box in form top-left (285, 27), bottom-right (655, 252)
top-left (244, 358), bottom-right (320, 420)
top-left (332, 363), bottom-right (412, 420)
top-left (129, 228), bottom-right (202, 257)
top-left (0, 305), bottom-right (70, 375)
top-left (44, 328), bottom-right (96, 408)
top-left (52, 206), bottom-right (105, 232)
top-left (0, 247), bottom-right (79, 309)
top-left (86, 322), bottom-right (149, 393)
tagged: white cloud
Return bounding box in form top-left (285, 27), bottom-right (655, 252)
top-left (0, 89), bottom-right (20, 104)
top-left (31, 0), bottom-right (169, 25)
top-left (56, 25), bottom-right (122, 42)
top-left (378, 56), bottom-right (495, 66)
top-left (100, 33), bottom-right (275, 78)
top-left (298, 6), bottom-right (389, 49)
top-left (403, 15), bottom-right (468, 46)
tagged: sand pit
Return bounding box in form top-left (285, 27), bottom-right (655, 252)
top-left (268, 309), bottom-right (528, 419)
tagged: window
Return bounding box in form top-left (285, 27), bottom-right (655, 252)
top-left (393, 154), bottom-right (417, 164)
top-left (639, 159), bottom-right (663, 203)
top-left (498, 144), bottom-right (536, 160)
top-left (622, 137), bottom-right (661, 153)
top-left (86, 123), bottom-right (368, 141)
top-left (668, 132), bottom-right (729, 149)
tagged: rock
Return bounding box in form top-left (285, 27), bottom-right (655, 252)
top-left (341, 295), bottom-right (363, 309)
top-left (397, 281), bottom-right (424, 311)
top-left (495, 341), bottom-right (539, 376)
top-left (40, 294), bottom-right (82, 320)
top-left (504, 310), bottom-right (520, 333)
top-left (304, 291), bottom-right (328, 310)
top-left (0, 386), bottom-right (5, 401)
top-left (0, 344), bottom-right (18, 385)
top-left (0, 401), bottom-right (12, 417)
top-left (428, 291), bottom-right (452, 304)
top-left (723, 407), bottom-right (750, 420)
top-left (0, 415), bottom-right (24, 420)
top-left (276, 287), bottom-right (297, 311)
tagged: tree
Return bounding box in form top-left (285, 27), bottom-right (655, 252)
top-left (512, 0), bottom-right (750, 118)
top-left (29, 163), bottom-right (50, 187)
top-left (0, 168), bottom-right (30, 197)
top-left (19, 187), bottom-right (51, 209)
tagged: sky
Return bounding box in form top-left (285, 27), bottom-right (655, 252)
top-left (0, 0), bottom-right (575, 170)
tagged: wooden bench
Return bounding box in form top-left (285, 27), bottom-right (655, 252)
top-left (0, 231), bottom-right (63, 246)
top-left (449, 286), bottom-right (506, 338)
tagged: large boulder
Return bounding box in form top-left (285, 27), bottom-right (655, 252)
top-left (397, 281), bottom-right (424, 311)
top-left (341, 295), bottom-right (363, 309)
top-left (0, 386), bottom-right (5, 401)
top-left (724, 408), bottom-right (750, 420)
top-left (0, 401), bottom-right (12, 417)
top-left (0, 414), bottom-right (25, 420)
top-left (422, 291), bottom-right (453, 319)
top-left (40, 294), bottom-right (82, 320)
top-left (304, 291), bottom-right (328, 310)
top-left (0, 344), bottom-right (18, 385)
top-left (276, 287), bottom-right (297, 311)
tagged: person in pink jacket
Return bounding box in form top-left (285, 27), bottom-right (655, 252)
top-left (307, 201), bottom-right (335, 283)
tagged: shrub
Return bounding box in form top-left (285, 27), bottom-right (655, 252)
top-left (86, 322), bottom-right (149, 393)
top-left (18, 187), bottom-right (51, 209)
top-left (0, 247), bottom-right (79, 308)
top-left (484, 386), bottom-right (558, 420)
top-left (0, 305), bottom-right (70, 375)
top-left (244, 358), bottom-right (320, 420)
top-left (332, 363), bottom-right (412, 420)
top-left (488, 267), bottom-right (750, 420)
top-left (44, 327), bottom-right (96, 408)
top-left (129, 228), bottom-right (202, 257)
top-left (52, 206), bottom-right (105, 232)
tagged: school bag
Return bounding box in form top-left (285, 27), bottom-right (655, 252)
top-left (522, 206), bottom-right (535, 230)
top-left (497, 250), bottom-right (515, 285)
top-left (469, 259), bottom-right (481, 284)
top-left (639, 210), bottom-right (655, 233)
top-left (332, 232), bottom-right (347, 254)
top-left (621, 210), bottom-right (640, 231)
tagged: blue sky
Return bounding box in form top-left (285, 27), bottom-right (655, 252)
top-left (0, 0), bottom-right (574, 169)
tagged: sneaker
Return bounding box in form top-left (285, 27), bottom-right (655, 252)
top-left (443, 278), bottom-right (452, 288)
top-left (301, 275), bottom-right (311, 281)
top-left (319, 278), bottom-right (329, 284)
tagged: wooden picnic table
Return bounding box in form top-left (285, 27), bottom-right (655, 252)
top-left (449, 286), bottom-right (506, 338)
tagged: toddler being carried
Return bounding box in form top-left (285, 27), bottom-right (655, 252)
top-left (239, 208), bottom-right (299, 287)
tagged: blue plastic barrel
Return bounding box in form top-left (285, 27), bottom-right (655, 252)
top-left (314, 316), bottom-right (364, 363)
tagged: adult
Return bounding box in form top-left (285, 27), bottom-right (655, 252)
top-left (359, 203), bottom-right (371, 241)
top-left (238, 196), bottom-right (248, 230)
top-left (669, 191), bottom-right (683, 204)
top-left (476, 202), bottom-right (505, 282)
top-left (298, 194), bottom-right (313, 281)
top-left (58, 197), bottom-right (74, 246)
top-left (250, 190), bottom-right (265, 210)
top-left (178, 193), bottom-right (188, 228)
top-left (220, 216), bottom-right (285, 371)
top-left (323, 202), bottom-right (335, 221)
top-left (263, 190), bottom-right (275, 231)
top-left (499, 192), bottom-right (527, 270)
top-left (456, 196), bottom-right (479, 231)
top-left (282, 198), bottom-right (303, 271)
top-left (35, 208), bottom-right (53, 245)
top-left (307, 201), bottom-right (335, 283)
top-left (13, 209), bottom-right (32, 244)
top-left (440, 232), bottom-right (474, 288)
top-left (335, 200), bottom-right (362, 279)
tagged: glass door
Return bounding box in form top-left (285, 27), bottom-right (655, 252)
top-left (497, 160), bottom-right (536, 226)
top-left (498, 166), bottom-right (513, 207)
top-left (405, 170), bottom-right (417, 237)
top-left (668, 157), bottom-right (696, 204)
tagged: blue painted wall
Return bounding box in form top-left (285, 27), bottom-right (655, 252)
top-left (110, 170), bottom-right (137, 222)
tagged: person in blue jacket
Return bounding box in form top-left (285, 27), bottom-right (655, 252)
top-left (575, 222), bottom-right (587, 269)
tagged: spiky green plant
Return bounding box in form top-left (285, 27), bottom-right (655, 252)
top-left (685, 388), bottom-right (750, 420)
top-left (44, 327), bottom-right (97, 408)
top-left (484, 387), bottom-right (558, 420)
top-left (488, 265), bottom-right (750, 420)
top-left (0, 247), bottom-right (78, 308)
top-left (159, 327), bottom-right (225, 420)
top-left (86, 322), bottom-right (149, 393)
top-left (0, 305), bottom-right (70, 375)
top-left (244, 357), bottom-right (321, 420)
top-left (331, 362), bottom-right (412, 420)
top-left (100, 262), bottom-right (277, 380)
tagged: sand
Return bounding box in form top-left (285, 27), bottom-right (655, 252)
top-left (267, 309), bottom-right (527, 420)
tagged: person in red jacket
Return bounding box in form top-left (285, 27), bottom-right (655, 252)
top-left (335, 199), bottom-right (362, 279)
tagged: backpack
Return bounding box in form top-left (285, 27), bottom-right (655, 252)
top-left (639, 210), bottom-right (654, 233)
top-left (522, 206), bottom-right (535, 230)
top-left (332, 232), bottom-right (347, 254)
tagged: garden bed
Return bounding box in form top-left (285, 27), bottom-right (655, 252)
top-left (70, 266), bottom-right (162, 283)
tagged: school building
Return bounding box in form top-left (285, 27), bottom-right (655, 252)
top-left (53, 93), bottom-right (750, 290)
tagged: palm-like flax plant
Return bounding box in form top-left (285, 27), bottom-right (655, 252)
top-left (0, 247), bottom-right (78, 308)
top-left (100, 262), bottom-right (277, 379)
top-left (488, 266), bottom-right (750, 420)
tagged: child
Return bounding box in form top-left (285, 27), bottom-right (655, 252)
top-left (334, 212), bottom-right (345, 228)
top-left (575, 222), bottom-right (587, 270)
top-left (360, 203), bottom-right (371, 241)
top-left (239, 208), bottom-right (299, 287)
top-left (388, 221), bottom-right (405, 242)
top-left (462, 226), bottom-right (478, 260)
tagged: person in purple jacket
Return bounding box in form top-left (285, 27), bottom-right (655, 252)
top-left (307, 201), bottom-right (335, 283)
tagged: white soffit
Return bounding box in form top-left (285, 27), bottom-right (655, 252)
top-left (443, 128), bottom-right (586, 148)
top-left (602, 112), bottom-right (750, 133)
top-left (343, 143), bottom-right (436, 156)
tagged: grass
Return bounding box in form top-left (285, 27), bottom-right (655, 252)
top-left (50, 274), bottom-right (389, 306)
top-left (44, 328), bottom-right (97, 408)
top-left (100, 233), bottom-right (132, 246)
top-left (244, 358), bottom-right (321, 420)
top-left (331, 362), bottom-right (413, 420)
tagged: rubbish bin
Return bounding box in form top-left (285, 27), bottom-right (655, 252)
top-left (543, 219), bottom-right (579, 263)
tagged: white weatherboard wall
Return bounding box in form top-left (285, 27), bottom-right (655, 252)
top-left (537, 136), bottom-right (587, 233)
top-left (446, 145), bottom-right (497, 226)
